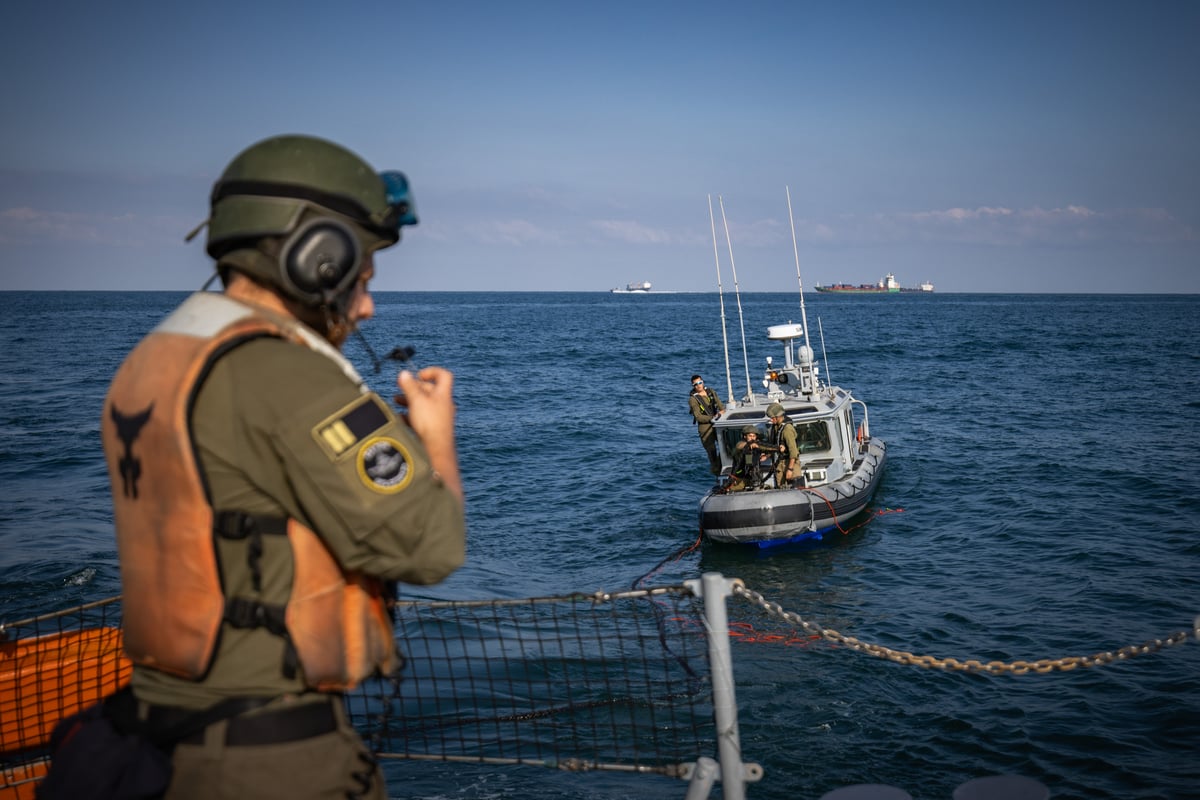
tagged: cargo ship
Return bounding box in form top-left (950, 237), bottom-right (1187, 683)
top-left (814, 274), bottom-right (934, 294)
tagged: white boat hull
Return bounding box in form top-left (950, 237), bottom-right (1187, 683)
top-left (699, 439), bottom-right (886, 547)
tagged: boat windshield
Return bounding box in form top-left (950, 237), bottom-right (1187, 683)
top-left (795, 421), bottom-right (831, 453)
top-left (720, 420), bottom-right (832, 462)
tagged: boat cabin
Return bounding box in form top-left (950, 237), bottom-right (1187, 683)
top-left (715, 395), bottom-right (863, 488)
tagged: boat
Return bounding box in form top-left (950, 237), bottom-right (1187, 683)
top-left (813, 273), bottom-right (934, 293)
top-left (611, 281), bottom-right (652, 293)
top-left (698, 192), bottom-right (887, 548)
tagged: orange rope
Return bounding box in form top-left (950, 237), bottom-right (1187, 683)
top-left (728, 621), bottom-right (822, 647)
top-left (792, 490), bottom-right (905, 537)
top-left (646, 507), bottom-right (904, 646)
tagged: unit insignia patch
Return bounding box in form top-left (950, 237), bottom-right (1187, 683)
top-left (356, 436), bottom-right (413, 493)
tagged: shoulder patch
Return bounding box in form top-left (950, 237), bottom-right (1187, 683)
top-left (356, 436), bottom-right (414, 494)
top-left (312, 395), bottom-right (392, 460)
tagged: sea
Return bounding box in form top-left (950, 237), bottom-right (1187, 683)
top-left (1, 290), bottom-right (1198, 800)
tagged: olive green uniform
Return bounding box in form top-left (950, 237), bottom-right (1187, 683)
top-left (730, 438), bottom-right (768, 490)
top-left (768, 420), bottom-right (801, 488)
top-left (688, 387), bottom-right (725, 475)
top-left (143, 335), bottom-right (464, 800)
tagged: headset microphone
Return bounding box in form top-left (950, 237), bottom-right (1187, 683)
top-left (354, 329), bottom-right (384, 374)
top-left (386, 345), bottom-right (416, 363)
top-left (353, 332), bottom-right (417, 375)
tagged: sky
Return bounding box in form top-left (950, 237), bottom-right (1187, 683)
top-left (1, 1), bottom-right (1197, 293)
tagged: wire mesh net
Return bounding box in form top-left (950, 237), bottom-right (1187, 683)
top-left (2, 585), bottom-right (716, 792)
top-left (1, 597), bottom-right (131, 797)
top-left (349, 586), bottom-right (715, 776)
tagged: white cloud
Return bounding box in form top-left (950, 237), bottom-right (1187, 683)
top-left (469, 219), bottom-right (563, 246)
top-left (834, 205), bottom-right (1194, 246)
top-left (0, 206), bottom-right (188, 247)
top-left (5, 197), bottom-right (1193, 260)
top-left (590, 219), bottom-right (674, 245)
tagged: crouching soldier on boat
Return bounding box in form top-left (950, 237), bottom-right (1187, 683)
top-left (69, 135), bottom-right (467, 800)
top-left (728, 426), bottom-right (769, 491)
top-left (766, 402), bottom-right (802, 488)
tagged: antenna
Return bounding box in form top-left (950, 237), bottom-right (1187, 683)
top-left (786, 186), bottom-right (820, 393)
top-left (818, 317), bottom-right (832, 387)
top-left (786, 186), bottom-right (812, 345)
top-left (718, 195), bottom-right (753, 403)
top-left (708, 195), bottom-right (735, 406)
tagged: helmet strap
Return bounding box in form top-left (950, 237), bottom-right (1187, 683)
top-left (318, 301), bottom-right (358, 349)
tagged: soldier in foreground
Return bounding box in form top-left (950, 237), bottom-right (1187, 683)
top-left (86, 135), bottom-right (466, 799)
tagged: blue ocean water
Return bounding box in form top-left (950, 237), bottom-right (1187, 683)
top-left (1, 290), bottom-right (1198, 800)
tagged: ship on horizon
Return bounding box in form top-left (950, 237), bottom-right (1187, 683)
top-left (611, 280), bottom-right (653, 294)
top-left (814, 273), bottom-right (934, 294)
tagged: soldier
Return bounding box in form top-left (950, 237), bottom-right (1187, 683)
top-left (766, 402), bottom-right (802, 488)
top-left (730, 425), bottom-right (768, 490)
top-left (688, 374), bottom-right (725, 475)
top-left (98, 135), bottom-right (466, 799)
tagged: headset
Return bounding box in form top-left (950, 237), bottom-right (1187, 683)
top-left (277, 217), bottom-right (362, 308)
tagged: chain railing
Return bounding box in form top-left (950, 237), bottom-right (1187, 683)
top-left (732, 580), bottom-right (1197, 674)
top-left (3, 576), bottom-right (1196, 800)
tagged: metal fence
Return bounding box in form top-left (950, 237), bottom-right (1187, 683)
top-left (0, 575), bottom-right (761, 799)
top-left (4, 571), bottom-right (1183, 798)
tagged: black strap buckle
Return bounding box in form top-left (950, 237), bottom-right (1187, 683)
top-left (213, 510), bottom-right (287, 540)
top-left (224, 597), bottom-right (287, 635)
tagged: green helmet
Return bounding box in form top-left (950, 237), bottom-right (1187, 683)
top-left (204, 134), bottom-right (417, 308)
top-left (766, 402), bottom-right (786, 418)
top-left (742, 426), bottom-right (758, 436)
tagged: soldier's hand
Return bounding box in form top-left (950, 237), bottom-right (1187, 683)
top-left (395, 367), bottom-right (463, 503)
top-left (395, 367), bottom-right (456, 442)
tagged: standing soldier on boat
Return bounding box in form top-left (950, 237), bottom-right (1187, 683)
top-left (688, 374), bottom-right (725, 475)
top-left (73, 135), bottom-right (466, 800)
top-left (766, 402), bottom-right (802, 488)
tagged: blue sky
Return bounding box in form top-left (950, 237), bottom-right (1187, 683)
top-left (1, 1), bottom-right (1197, 292)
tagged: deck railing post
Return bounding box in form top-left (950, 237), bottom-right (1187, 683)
top-left (687, 571), bottom-right (751, 800)
top-left (684, 757), bottom-right (719, 800)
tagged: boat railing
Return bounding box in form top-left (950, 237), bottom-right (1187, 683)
top-left (1, 576), bottom-right (762, 799)
top-left (850, 398), bottom-right (871, 451)
top-left (4, 575), bottom-right (1192, 798)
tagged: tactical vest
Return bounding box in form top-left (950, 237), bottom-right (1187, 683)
top-left (101, 292), bottom-right (395, 690)
top-left (692, 388), bottom-right (720, 418)
top-left (766, 419), bottom-right (796, 454)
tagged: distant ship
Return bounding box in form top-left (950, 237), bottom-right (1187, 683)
top-left (611, 280), bottom-right (653, 294)
top-left (814, 273), bottom-right (934, 294)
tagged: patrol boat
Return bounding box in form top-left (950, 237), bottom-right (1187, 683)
top-left (699, 192), bottom-right (886, 547)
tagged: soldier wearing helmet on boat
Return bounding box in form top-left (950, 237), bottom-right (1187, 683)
top-left (766, 402), bottom-right (802, 488)
top-left (728, 425), bottom-right (769, 491)
top-left (88, 135), bottom-right (466, 800)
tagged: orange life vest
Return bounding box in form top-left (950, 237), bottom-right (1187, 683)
top-left (100, 292), bottom-right (396, 690)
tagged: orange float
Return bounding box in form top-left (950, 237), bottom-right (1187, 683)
top-left (0, 759), bottom-right (48, 800)
top-left (0, 627), bottom-right (132, 755)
